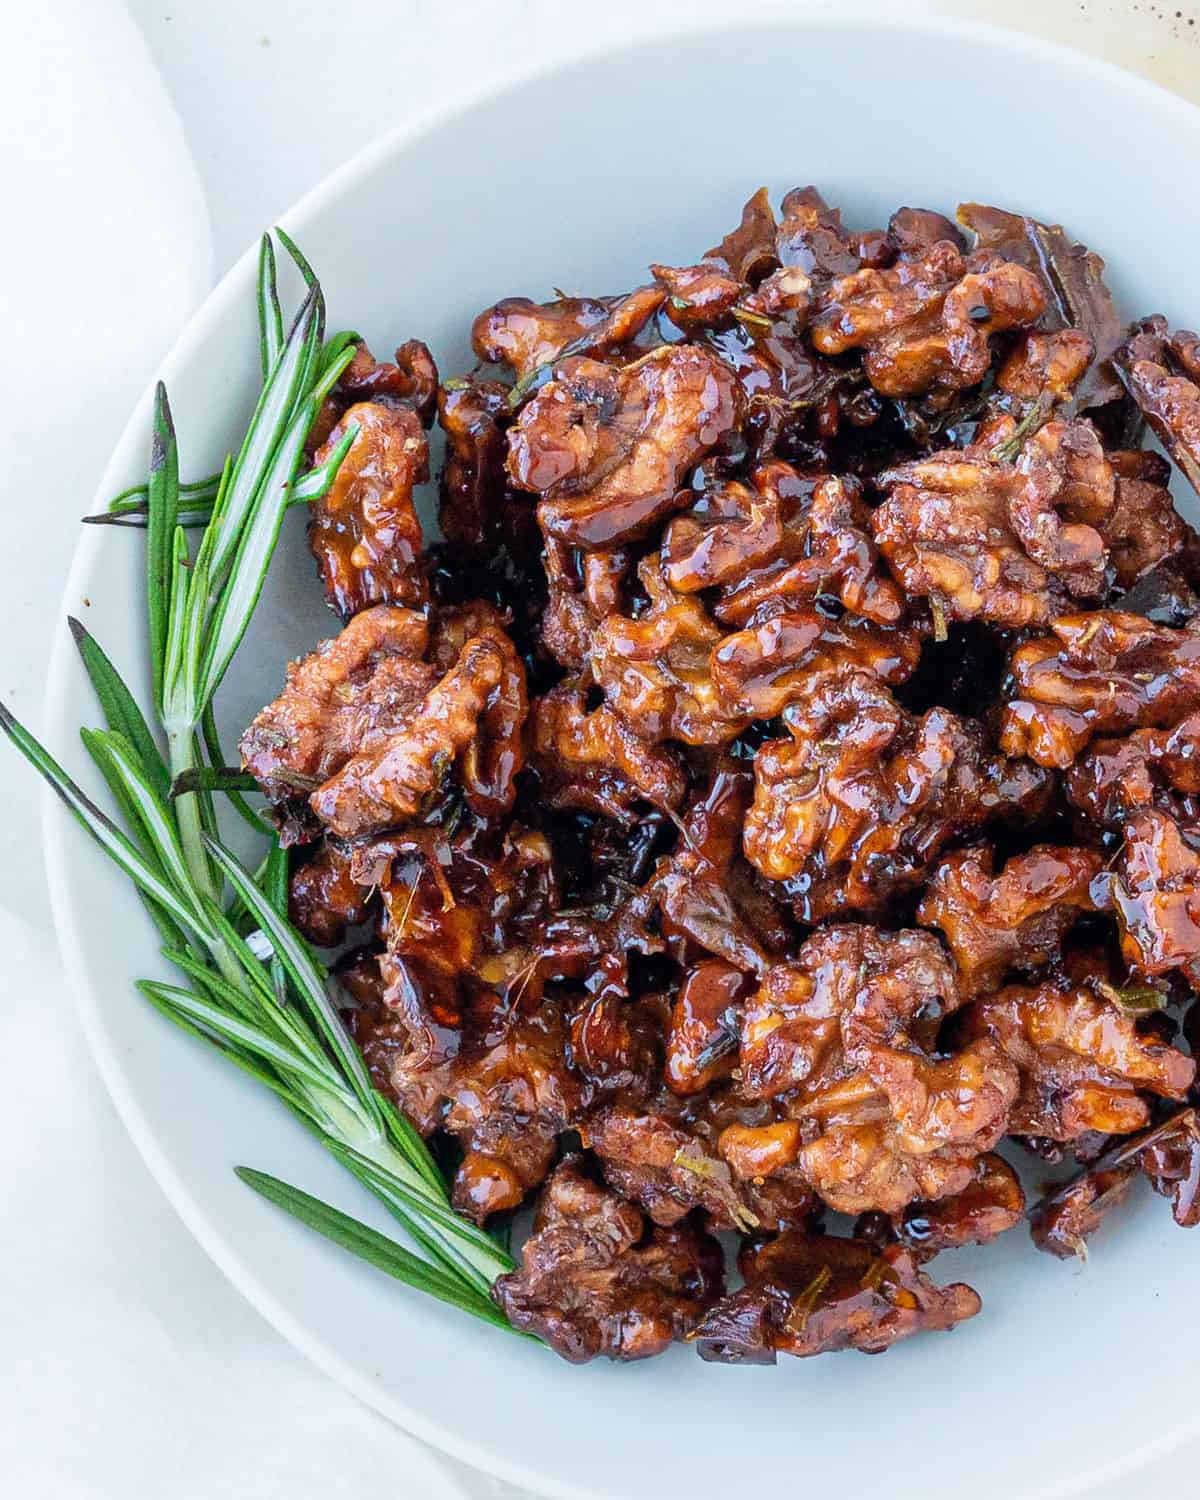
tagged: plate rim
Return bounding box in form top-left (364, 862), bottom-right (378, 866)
top-left (40, 12), bottom-right (1200, 1497)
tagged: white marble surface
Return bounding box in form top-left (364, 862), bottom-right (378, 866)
top-left (3, 1), bottom-right (1199, 1496)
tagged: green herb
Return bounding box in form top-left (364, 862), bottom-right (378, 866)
top-left (1, 230), bottom-right (524, 1338)
top-left (988, 396), bottom-right (1050, 462)
top-left (1092, 977), bottom-right (1167, 1014)
top-left (672, 1146), bottom-right (760, 1233)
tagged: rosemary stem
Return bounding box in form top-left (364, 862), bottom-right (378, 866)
top-left (166, 724), bottom-right (242, 985)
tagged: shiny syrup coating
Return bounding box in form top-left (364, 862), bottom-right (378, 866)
top-left (240, 186), bottom-right (1200, 1363)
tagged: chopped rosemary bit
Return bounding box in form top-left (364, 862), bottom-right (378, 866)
top-left (784, 1265), bottom-right (831, 1334)
top-left (672, 1147), bottom-right (760, 1233)
top-left (1092, 977), bottom-right (1167, 1013)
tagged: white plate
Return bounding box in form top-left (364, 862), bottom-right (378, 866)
top-left (42, 15), bottom-right (1200, 1500)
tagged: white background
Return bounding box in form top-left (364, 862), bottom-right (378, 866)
top-left (3, 2), bottom-right (1200, 1497)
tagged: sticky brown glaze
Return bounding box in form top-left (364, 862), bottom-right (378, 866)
top-left (242, 183), bottom-right (1200, 1366)
top-left (507, 347), bottom-right (741, 548)
top-left (309, 401), bottom-right (430, 619)
top-left (918, 844), bottom-right (1102, 997)
top-left (1000, 612), bottom-right (1200, 768)
top-left (692, 1231), bottom-right (980, 1363)
top-left (491, 1157), bottom-right (724, 1362)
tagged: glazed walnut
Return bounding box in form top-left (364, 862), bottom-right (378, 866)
top-left (957, 202), bottom-right (1125, 413)
top-left (308, 337), bottom-right (439, 450)
top-left (436, 376), bottom-right (525, 553)
top-left (309, 401), bottom-right (430, 619)
top-left (1030, 1109), bottom-right (1200, 1257)
top-left (588, 555), bottom-right (747, 745)
top-left (472, 286), bottom-right (665, 384)
top-left (742, 669), bottom-right (1048, 918)
top-left (663, 462), bottom-right (904, 627)
top-left (240, 605), bottom-right (527, 840)
top-left (918, 845), bottom-right (1102, 997)
top-left (710, 610), bottom-right (920, 722)
top-left (692, 1231), bottom-right (981, 1363)
top-left (361, 957), bottom-right (580, 1221)
top-left (539, 536), bottom-right (631, 670)
top-left (1095, 808), bottom-right (1200, 985)
top-left (736, 926), bottom-right (1018, 1215)
top-left (506, 346), bottom-right (741, 548)
top-left (491, 1157), bottom-right (724, 1362)
top-left (1000, 612), bottom-right (1200, 768)
top-left (645, 761), bottom-right (793, 978)
top-left (809, 240), bottom-right (1045, 399)
top-left (965, 977), bottom-right (1194, 1140)
top-left (1103, 449), bottom-right (1188, 588)
top-left (288, 837), bottom-right (376, 946)
top-left (239, 604), bottom-right (433, 834)
top-left (1115, 316), bottom-right (1200, 494)
top-left (584, 1098), bottom-right (768, 1234)
top-left (872, 418), bottom-right (1115, 629)
top-left (1066, 711), bottom-right (1200, 827)
top-left (530, 677), bottom-right (687, 820)
top-left (855, 1153), bottom-right (1025, 1263)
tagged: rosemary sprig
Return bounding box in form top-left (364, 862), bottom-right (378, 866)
top-left (4, 230), bottom-right (524, 1337)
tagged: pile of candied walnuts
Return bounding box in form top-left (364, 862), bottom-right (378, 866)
top-left (240, 188), bottom-right (1200, 1365)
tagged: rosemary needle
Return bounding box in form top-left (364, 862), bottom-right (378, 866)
top-left (0, 230), bottom-right (525, 1339)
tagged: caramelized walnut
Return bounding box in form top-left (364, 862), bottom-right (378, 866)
top-left (309, 401), bottom-right (430, 619)
top-left (958, 203), bottom-right (1124, 413)
top-left (1102, 449), bottom-right (1188, 588)
top-left (710, 610), bottom-right (919, 722)
top-left (991, 328), bottom-right (1094, 422)
top-left (663, 462), bottom-right (904, 627)
top-left (873, 419), bottom-right (1114, 629)
top-left (531, 678), bottom-right (687, 821)
top-left (436, 377), bottom-right (520, 552)
top-left (645, 762), bottom-right (792, 977)
top-left (692, 1231), bottom-right (980, 1363)
top-left (652, 262), bottom-right (744, 336)
top-left (288, 838), bottom-right (376, 946)
top-left (241, 605), bottom-right (527, 840)
top-left (506, 346), bottom-right (741, 547)
top-left (810, 240), bottom-right (1045, 399)
top-left (1029, 1163), bottom-right (1136, 1259)
top-left (965, 977), bottom-right (1194, 1140)
top-left (775, 186), bottom-right (876, 280)
top-left (1142, 1107), bottom-right (1200, 1226)
top-left (363, 960), bottom-right (580, 1221)
top-left (309, 338), bottom-right (439, 450)
top-left (337, 338), bottom-right (439, 424)
top-left (1030, 1109), bottom-right (1200, 1257)
top-left (491, 1157), bottom-right (724, 1363)
top-left (704, 185), bottom-right (780, 282)
top-left (539, 536), bottom-right (631, 670)
top-left (887, 207), bottom-right (966, 259)
top-left (918, 844), bottom-right (1102, 997)
top-left (664, 960), bottom-right (748, 1096)
top-left (737, 926), bottom-right (1018, 1215)
top-left (1095, 808), bottom-right (1200, 985)
top-left (472, 287), bottom-right (664, 384)
top-left (1000, 612), bottom-right (1200, 768)
top-left (856, 1153), bottom-right (1025, 1262)
top-left (1066, 711), bottom-right (1200, 827)
top-left (1115, 317), bottom-right (1200, 494)
top-left (584, 1099), bottom-right (766, 1233)
top-left (310, 625), bottom-right (526, 837)
top-left (588, 555), bottom-right (747, 745)
top-left (239, 604), bottom-right (433, 835)
top-left (742, 669), bottom-right (1048, 918)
